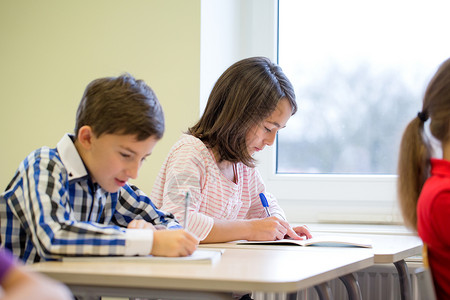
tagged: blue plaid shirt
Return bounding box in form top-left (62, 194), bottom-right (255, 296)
top-left (0, 134), bottom-right (180, 264)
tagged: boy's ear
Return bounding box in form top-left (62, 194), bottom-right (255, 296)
top-left (77, 125), bottom-right (95, 150)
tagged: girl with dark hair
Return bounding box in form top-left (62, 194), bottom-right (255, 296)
top-left (151, 57), bottom-right (312, 243)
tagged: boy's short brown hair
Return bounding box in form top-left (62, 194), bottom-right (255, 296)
top-left (189, 56), bottom-right (296, 167)
top-left (75, 74), bottom-right (164, 140)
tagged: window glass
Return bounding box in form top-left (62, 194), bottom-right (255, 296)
top-left (278, 0), bottom-right (450, 174)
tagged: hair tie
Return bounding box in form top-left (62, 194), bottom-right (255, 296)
top-left (417, 111), bottom-right (429, 122)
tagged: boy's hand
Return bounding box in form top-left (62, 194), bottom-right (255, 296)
top-left (127, 219), bottom-right (157, 230)
top-left (151, 229), bottom-right (199, 257)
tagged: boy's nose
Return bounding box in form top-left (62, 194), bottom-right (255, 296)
top-left (126, 162), bottom-right (140, 180)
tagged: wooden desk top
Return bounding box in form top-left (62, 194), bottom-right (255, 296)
top-left (32, 247), bottom-right (373, 294)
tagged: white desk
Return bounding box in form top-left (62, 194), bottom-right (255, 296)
top-left (199, 243), bottom-right (372, 300)
top-left (201, 232), bottom-right (422, 300)
top-left (304, 224), bottom-right (421, 264)
top-left (319, 232), bottom-right (423, 300)
top-left (31, 247), bottom-right (373, 300)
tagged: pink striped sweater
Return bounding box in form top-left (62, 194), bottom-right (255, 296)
top-left (150, 134), bottom-right (286, 240)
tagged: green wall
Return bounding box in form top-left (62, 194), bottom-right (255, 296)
top-left (0, 0), bottom-right (201, 194)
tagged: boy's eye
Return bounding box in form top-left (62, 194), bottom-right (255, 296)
top-left (264, 127), bottom-right (272, 133)
top-left (120, 153), bottom-right (131, 158)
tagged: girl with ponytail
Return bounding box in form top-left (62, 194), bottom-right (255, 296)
top-left (397, 57), bottom-right (450, 299)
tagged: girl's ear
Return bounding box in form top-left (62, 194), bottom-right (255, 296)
top-left (76, 125), bottom-right (95, 150)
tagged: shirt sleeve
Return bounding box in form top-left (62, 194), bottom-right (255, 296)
top-left (245, 168), bottom-right (287, 220)
top-left (114, 184), bottom-right (182, 230)
top-left (0, 248), bottom-right (16, 284)
top-left (155, 143), bottom-right (214, 240)
top-left (123, 229), bottom-right (154, 256)
top-left (4, 153), bottom-right (144, 260)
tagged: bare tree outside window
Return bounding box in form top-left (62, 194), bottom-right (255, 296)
top-left (277, 0), bottom-right (450, 174)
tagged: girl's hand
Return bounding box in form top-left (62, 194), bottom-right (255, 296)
top-left (248, 217), bottom-right (313, 241)
top-left (248, 217), bottom-right (296, 241)
top-left (290, 224), bottom-right (313, 240)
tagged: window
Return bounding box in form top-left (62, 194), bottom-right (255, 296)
top-left (256, 0), bottom-right (450, 223)
top-left (200, 0), bottom-right (450, 224)
top-left (277, 0), bottom-right (450, 175)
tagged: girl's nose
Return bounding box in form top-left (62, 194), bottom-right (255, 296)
top-left (265, 131), bottom-right (277, 146)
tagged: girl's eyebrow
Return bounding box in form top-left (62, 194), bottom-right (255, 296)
top-left (267, 121), bottom-right (286, 129)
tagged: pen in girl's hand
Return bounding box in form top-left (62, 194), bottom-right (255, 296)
top-left (259, 193), bottom-right (271, 217)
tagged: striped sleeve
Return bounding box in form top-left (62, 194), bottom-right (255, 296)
top-left (151, 139), bottom-right (214, 240)
top-left (245, 168), bottom-right (287, 220)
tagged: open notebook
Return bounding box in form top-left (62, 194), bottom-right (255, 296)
top-left (61, 249), bottom-right (224, 264)
top-left (237, 235), bottom-right (373, 248)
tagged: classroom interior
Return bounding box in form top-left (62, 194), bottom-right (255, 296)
top-left (0, 0), bottom-right (431, 299)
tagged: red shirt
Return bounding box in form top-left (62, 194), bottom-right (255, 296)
top-left (417, 158), bottom-right (450, 300)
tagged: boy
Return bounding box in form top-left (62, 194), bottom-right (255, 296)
top-left (0, 74), bottom-right (198, 264)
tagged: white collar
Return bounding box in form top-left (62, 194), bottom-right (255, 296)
top-left (56, 134), bottom-right (88, 182)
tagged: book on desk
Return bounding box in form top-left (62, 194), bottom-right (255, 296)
top-left (237, 235), bottom-right (373, 248)
top-left (61, 249), bottom-right (224, 264)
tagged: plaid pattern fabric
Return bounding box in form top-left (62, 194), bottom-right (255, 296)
top-left (0, 134), bottom-right (180, 264)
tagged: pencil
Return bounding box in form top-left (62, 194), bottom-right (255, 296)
top-left (184, 191), bottom-right (191, 230)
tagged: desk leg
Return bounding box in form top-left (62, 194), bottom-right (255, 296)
top-left (339, 273), bottom-right (362, 300)
top-left (313, 282), bottom-right (333, 300)
top-left (394, 259), bottom-right (412, 300)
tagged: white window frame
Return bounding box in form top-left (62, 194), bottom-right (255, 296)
top-left (255, 146), bottom-right (400, 224)
top-left (201, 0), bottom-right (402, 224)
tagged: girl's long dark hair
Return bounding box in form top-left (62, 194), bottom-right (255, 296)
top-left (189, 56), bottom-right (296, 167)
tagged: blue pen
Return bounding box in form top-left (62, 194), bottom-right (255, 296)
top-left (259, 193), bottom-right (271, 217)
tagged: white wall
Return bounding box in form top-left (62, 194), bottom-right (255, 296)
top-left (200, 0), bottom-right (277, 112)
